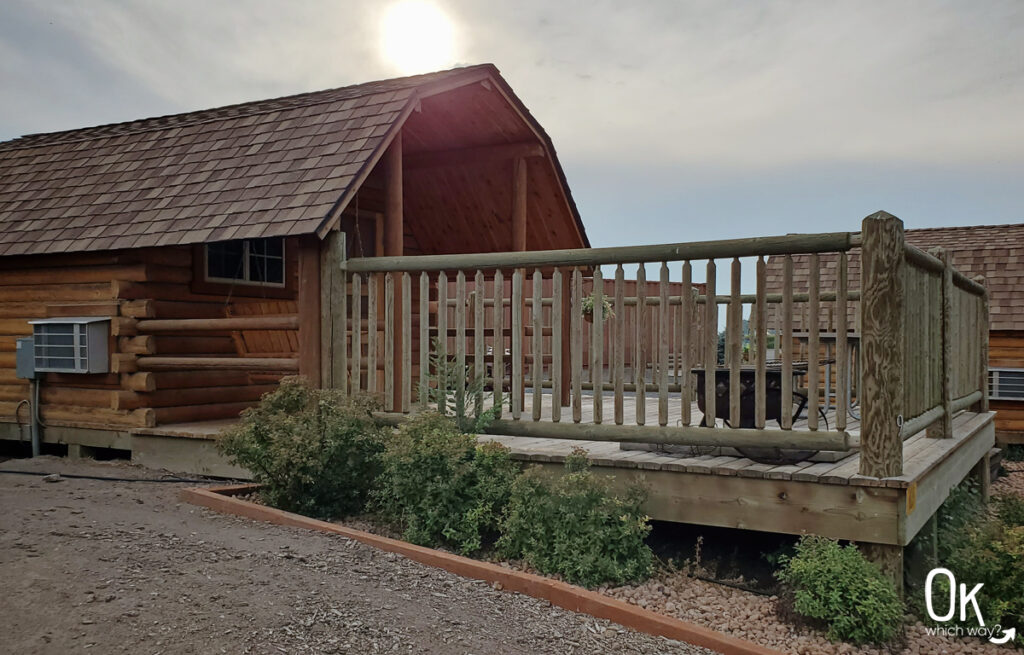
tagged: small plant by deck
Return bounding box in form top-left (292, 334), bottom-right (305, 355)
top-left (499, 448), bottom-right (653, 588)
top-left (218, 377), bottom-right (387, 519)
top-left (775, 535), bottom-right (903, 645)
top-left (372, 411), bottom-right (518, 555)
top-left (422, 337), bottom-right (499, 434)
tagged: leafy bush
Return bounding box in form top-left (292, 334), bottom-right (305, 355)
top-left (775, 535), bottom-right (903, 645)
top-left (995, 494), bottom-right (1024, 528)
top-left (219, 377), bottom-right (387, 519)
top-left (498, 449), bottom-right (653, 588)
top-left (421, 337), bottom-right (498, 433)
top-left (372, 411), bottom-right (518, 555)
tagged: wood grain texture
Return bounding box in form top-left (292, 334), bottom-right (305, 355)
top-left (859, 212), bottom-right (905, 478)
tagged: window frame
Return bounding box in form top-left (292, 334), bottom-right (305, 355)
top-left (204, 237), bottom-right (286, 288)
top-left (191, 237), bottom-right (297, 300)
top-left (989, 367), bottom-right (1024, 401)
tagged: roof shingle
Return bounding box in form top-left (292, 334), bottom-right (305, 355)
top-left (0, 65), bottom-right (495, 257)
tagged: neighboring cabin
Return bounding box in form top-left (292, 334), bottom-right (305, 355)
top-left (766, 224), bottom-right (1024, 444)
top-left (0, 64), bottom-right (589, 465)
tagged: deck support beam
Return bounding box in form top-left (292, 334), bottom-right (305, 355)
top-left (859, 543), bottom-right (904, 598)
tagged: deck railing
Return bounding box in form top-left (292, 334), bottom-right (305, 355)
top-left (327, 211), bottom-right (987, 478)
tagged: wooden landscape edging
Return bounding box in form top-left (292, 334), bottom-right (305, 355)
top-left (182, 484), bottom-right (783, 655)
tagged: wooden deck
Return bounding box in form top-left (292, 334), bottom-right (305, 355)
top-left (484, 409), bottom-right (995, 547)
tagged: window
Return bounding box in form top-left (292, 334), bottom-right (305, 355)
top-left (989, 368), bottom-right (1024, 401)
top-left (205, 237), bottom-right (285, 286)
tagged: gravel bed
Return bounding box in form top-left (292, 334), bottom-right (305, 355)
top-left (0, 457), bottom-right (713, 655)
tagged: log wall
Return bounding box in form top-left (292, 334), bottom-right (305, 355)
top-left (0, 241), bottom-right (300, 431)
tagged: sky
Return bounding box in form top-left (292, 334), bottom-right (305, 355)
top-left (2, 0), bottom-right (1023, 255)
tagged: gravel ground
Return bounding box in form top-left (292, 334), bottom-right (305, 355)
top-left (605, 462), bottom-right (1024, 655)
top-left (0, 456), bottom-right (714, 655)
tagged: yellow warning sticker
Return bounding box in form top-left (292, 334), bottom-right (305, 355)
top-left (907, 482), bottom-right (917, 515)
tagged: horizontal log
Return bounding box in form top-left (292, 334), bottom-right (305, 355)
top-left (12, 403), bottom-right (155, 428)
top-left (118, 335), bottom-right (156, 355)
top-left (0, 246), bottom-right (190, 272)
top-left (951, 390), bottom-right (983, 413)
top-left (152, 336), bottom-right (237, 355)
top-left (145, 370), bottom-right (251, 390)
top-left (121, 372), bottom-right (156, 392)
top-left (42, 373), bottom-right (120, 388)
top-left (113, 280), bottom-right (296, 304)
top-left (110, 317), bottom-right (138, 336)
top-left (41, 386), bottom-right (115, 409)
top-left (110, 353), bottom-right (138, 374)
top-left (374, 413), bottom-right (851, 451)
top-left (0, 318), bottom-right (32, 336)
top-left (404, 141), bottom-right (545, 170)
top-left (345, 232), bottom-right (860, 272)
top-left (0, 263), bottom-right (191, 287)
top-left (153, 401), bottom-right (256, 425)
top-left (113, 384), bottom-right (278, 410)
top-left (899, 404), bottom-right (945, 439)
top-left (47, 302), bottom-right (121, 318)
top-left (120, 300), bottom-right (155, 318)
top-left (0, 283), bottom-right (114, 303)
top-left (0, 385), bottom-right (29, 402)
top-left (136, 316), bottom-right (299, 332)
top-left (136, 357), bottom-right (299, 372)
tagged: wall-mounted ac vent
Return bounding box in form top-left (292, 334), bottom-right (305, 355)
top-left (28, 317), bottom-right (110, 374)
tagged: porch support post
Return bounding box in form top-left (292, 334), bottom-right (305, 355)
top-left (860, 542), bottom-right (904, 598)
top-left (928, 247), bottom-right (952, 438)
top-left (512, 157), bottom-right (527, 409)
top-left (298, 235), bottom-right (322, 387)
top-left (974, 274), bottom-right (989, 413)
top-left (560, 268), bottom-right (572, 407)
top-left (385, 133), bottom-right (404, 410)
top-left (859, 211), bottom-right (904, 478)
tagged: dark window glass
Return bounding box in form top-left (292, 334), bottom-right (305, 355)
top-left (207, 241), bottom-right (245, 280)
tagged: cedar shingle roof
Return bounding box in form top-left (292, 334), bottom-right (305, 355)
top-left (764, 223), bottom-right (1024, 332)
top-left (0, 65), bottom-right (503, 257)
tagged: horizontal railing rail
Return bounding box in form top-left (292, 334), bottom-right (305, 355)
top-left (342, 232), bottom-right (861, 272)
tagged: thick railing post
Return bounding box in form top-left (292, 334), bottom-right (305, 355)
top-left (928, 247), bottom-right (953, 438)
top-left (974, 274), bottom-right (989, 413)
top-left (859, 211), bottom-right (905, 478)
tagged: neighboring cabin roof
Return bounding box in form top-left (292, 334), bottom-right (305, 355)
top-left (0, 64), bottom-right (588, 257)
top-left (764, 223), bottom-right (1024, 332)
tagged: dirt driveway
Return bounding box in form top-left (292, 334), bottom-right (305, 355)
top-left (0, 456), bottom-right (714, 655)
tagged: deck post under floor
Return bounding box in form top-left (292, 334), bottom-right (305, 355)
top-left (860, 543), bottom-right (905, 598)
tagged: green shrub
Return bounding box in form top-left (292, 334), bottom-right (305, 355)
top-left (372, 412), bottom-right (518, 555)
top-left (775, 536), bottom-right (903, 645)
top-left (219, 377), bottom-right (387, 519)
top-left (498, 449), bottom-right (653, 588)
top-left (995, 494), bottom-right (1024, 528)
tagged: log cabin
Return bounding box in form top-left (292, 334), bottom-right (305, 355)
top-left (764, 224), bottom-right (1024, 445)
top-left (0, 64), bottom-right (589, 467)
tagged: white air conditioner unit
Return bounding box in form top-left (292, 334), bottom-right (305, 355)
top-left (28, 317), bottom-right (110, 374)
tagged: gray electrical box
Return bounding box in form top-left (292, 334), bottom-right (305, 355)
top-left (28, 317), bottom-right (110, 374)
top-left (15, 337), bottom-right (36, 379)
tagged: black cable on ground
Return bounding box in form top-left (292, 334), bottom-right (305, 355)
top-left (0, 469), bottom-right (221, 484)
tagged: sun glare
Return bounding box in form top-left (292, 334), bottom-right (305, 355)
top-left (381, 1), bottom-right (456, 75)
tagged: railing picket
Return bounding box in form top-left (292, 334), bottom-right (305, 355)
top-left (474, 270), bottom-right (485, 418)
top-left (729, 258), bottom-right (741, 428)
top-left (659, 262), bottom-right (670, 426)
top-left (401, 272), bottom-right (411, 413)
top-left (533, 269), bottom-right (544, 422)
top-left (704, 259), bottom-right (717, 428)
top-left (351, 273), bottom-right (362, 393)
top-left (419, 272), bottom-right (429, 407)
top-left (384, 272), bottom-right (394, 411)
top-left (614, 264), bottom-right (625, 425)
top-left (836, 251), bottom-right (848, 432)
top-left (338, 267), bottom-right (348, 396)
top-left (456, 271), bottom-right (467, 419)
top-left (552, 269), bottom-right (563, 422)
top-left (781, 255), bottom-right (793, 430)
top-left (592, 267), bottom-right (604, 424)
top-left (807, 254), bottom-right (820, 430)
top-left (367, 273), bottom-right (378, 395)
top-left (755, 256), bottom-right (766, 429)
top-left (493, 270), bottom-right (504, 418)
top-left (512, 269), bottom-right (523, 420)
top-left (437, 271), bottom-right (448, 414)
top-left (635, 264), bottom-right (647, 426)
top-left (572, 268), bottom-right (583, 423)
top-left (680, 261), bottom-right (693, 426)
